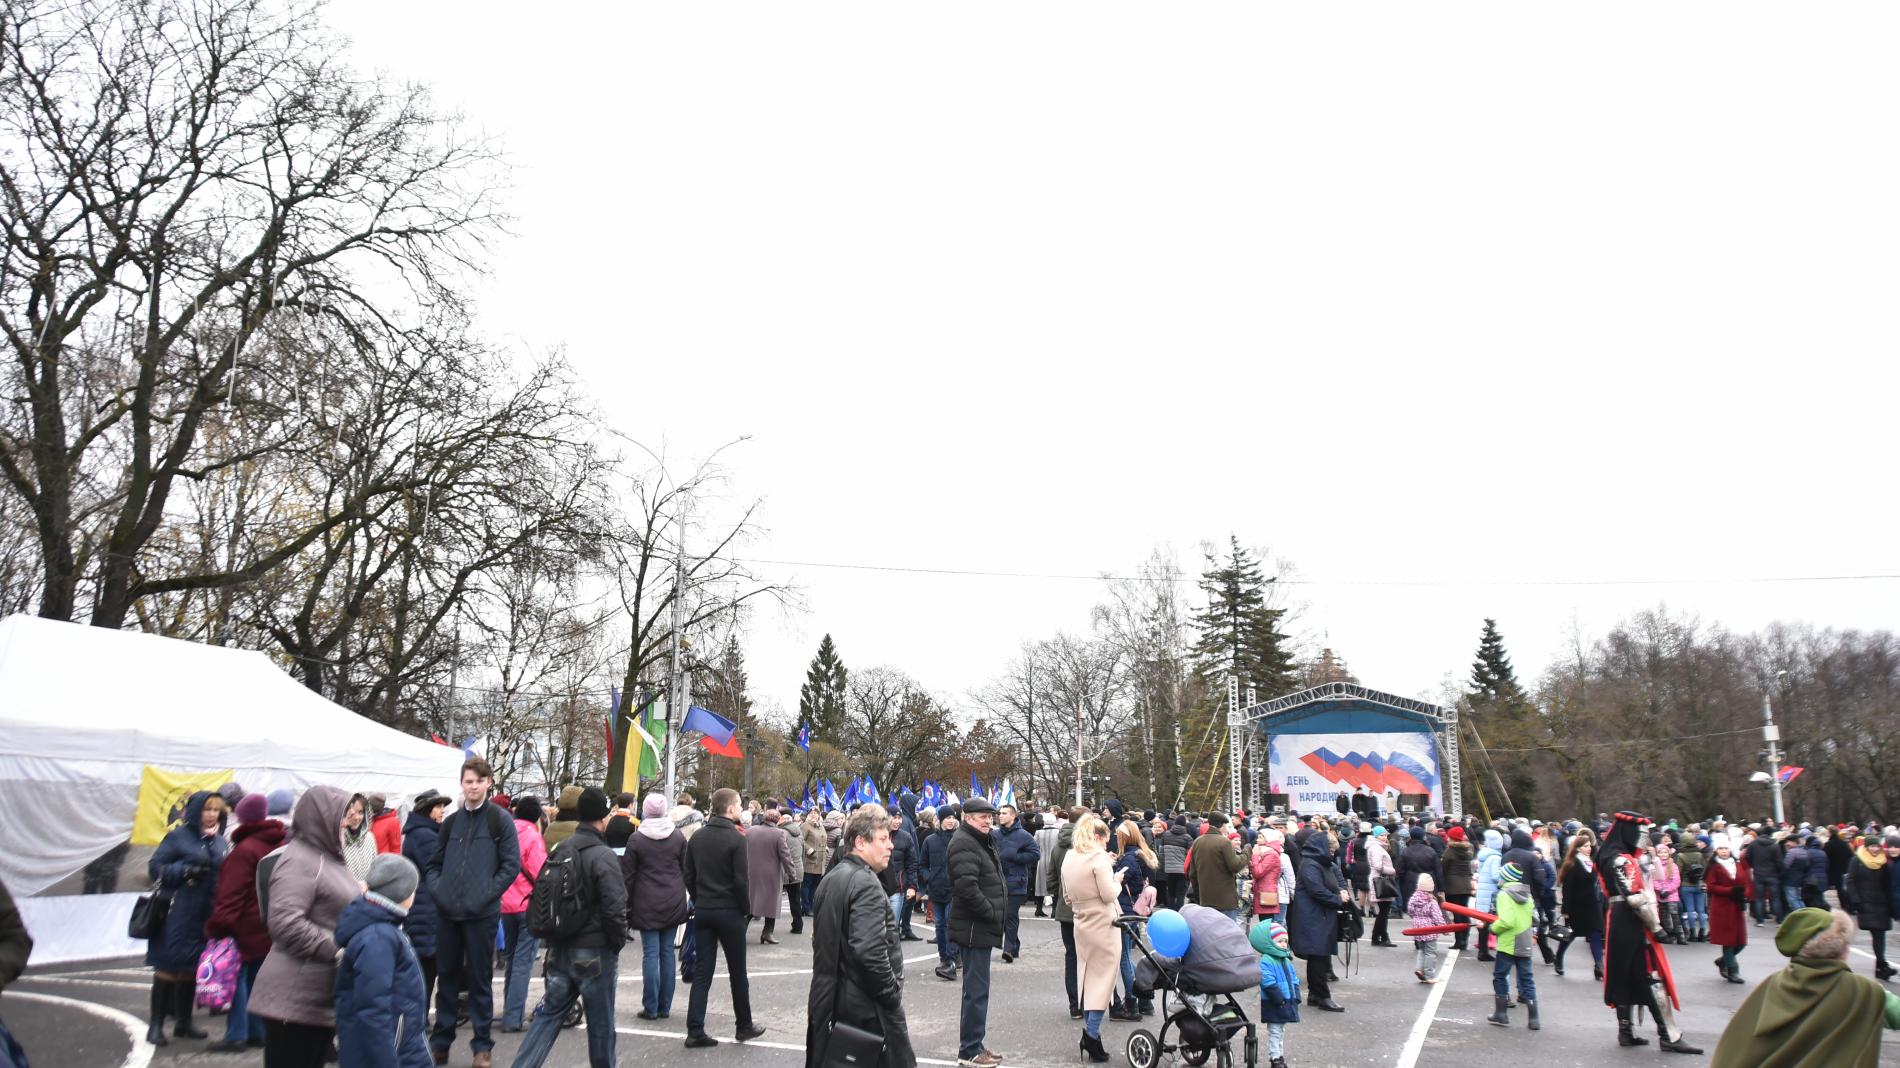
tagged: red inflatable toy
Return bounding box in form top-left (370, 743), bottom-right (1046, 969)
top-left (1399, 923), bottom-right (1469, 937)
top-left (1442, 901), bottom-right (1498, 925)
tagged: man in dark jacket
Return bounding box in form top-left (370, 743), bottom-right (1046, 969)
top-left (508, 788), bottom-right (627, 1068)
top-left (1351, 787), bottom-right (1376, 822)
top-left (1744, 830), bottom-right (1787, 924)
top-left (1823, 827), bottom-right (1853, 898)
top-left (1398, 826), bottom-right (1442, 904)
top-left (994, 805), bottom-right (1041, 962)
top-left (1188, 814), bottom-right (1244, 918)
top-left (1158, 821), bottom-right (1194, 911)
top-left (920, 812), bottom-right (960, 978)
top-left (806, 804), bottom-right (916, 1068)
top-left (424, 758), bottom-right (521, 1068)
top-left (888, 810), bottom-right (923, 940)
top-left (683, 788), bottom-right (765, 1048)
top-left (947, 797), bottom-right (1007, 1068)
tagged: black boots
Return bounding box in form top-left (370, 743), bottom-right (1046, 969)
top-left (1617, 1010), bottom-right (1649, 1047)
top-left (1079, 1032), bottom-right (1109, 1063)
top-left (172, 980), bottom-right (208, 1039)
top-left (1525, 1000), bottom-right (1540, 1031)
top-left (1486, 996), bottom-right (1510, 1027)
top-left (146, 978), bottom-right (172, 1046)
top-left (1660, 1035), bottom-right (1704, 1055)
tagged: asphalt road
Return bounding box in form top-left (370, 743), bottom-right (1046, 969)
top-left (7, 913), bottom-right (1900, 1068)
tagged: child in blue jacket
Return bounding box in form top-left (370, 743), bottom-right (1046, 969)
top-left (335, 854), bottom-right (432, 1068)
top-left (1251, 919), bottom-right (1300, 1068)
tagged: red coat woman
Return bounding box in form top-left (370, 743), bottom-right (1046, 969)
top-left (1704, 843), bottom-right (1752, 946)
top-left (1249, 836), bottom-right (1286, 917)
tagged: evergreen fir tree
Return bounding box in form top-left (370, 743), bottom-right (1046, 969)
top-left (1468, 618), bottom-right (1524, 702)
top-left (1189, 536), bottom-right (1296, 692)
top-left (798, 633), bottom-right (849, 742)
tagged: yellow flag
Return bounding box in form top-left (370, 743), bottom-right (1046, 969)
top-left (132, 764), bottom-right (234, 845)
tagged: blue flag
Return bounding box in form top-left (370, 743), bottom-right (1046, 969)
top-left (970, 772), bottom-right (984, 800)
top-left (681, 705), bottom-right (737, 745)
top-left (797, 722), bottom-right (812, 752)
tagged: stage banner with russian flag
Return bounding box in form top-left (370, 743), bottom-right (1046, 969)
top-left (1268, 732), bottom-right (1443, 814)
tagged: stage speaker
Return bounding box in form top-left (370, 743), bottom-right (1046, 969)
top-left (1266, 792), bottom-right (1290, 811)
top-left (1398, 792), bottom-right (1430, 812)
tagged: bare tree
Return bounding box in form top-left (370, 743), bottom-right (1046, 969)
top-left (0, 0), bottom-right (502, 627)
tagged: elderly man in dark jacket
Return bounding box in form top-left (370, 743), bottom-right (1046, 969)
top-left (806, 804), bottom-right (916, 1068)
top-left (1188, 813), bottom-right (1244, 918)
top-left (507, 788), bottom-right (627, 1068)
top-left (947, 797), bottom-right (1008, 1068)
top-left (683, 789), bottom-right (764, 1048)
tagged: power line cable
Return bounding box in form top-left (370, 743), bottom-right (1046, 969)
top-left (736, 556), bottom-right (1900, 587)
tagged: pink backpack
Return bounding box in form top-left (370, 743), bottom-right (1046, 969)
top-left (196, 937), bottom-right (241, 1012)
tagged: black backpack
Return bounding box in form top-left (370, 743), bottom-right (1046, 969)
top-left (527, 836), bottom-right (598, 940)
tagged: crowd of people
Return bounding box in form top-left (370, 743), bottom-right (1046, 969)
top-left (7, 768), bottom-right (1900, 1068)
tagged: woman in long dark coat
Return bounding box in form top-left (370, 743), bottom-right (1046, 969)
top-left (1842, 833), bottom-right (1895, 980)
top-left (806, 810), bottom-right (915, 1068)
top-left (145, 790), bottom-right (228, 1045)
top-left (1553, 832), bottom-right (1603, 979)
top-left (1286, 829), bottom-right (1345, 1012)
top-left (1705, 837), bottom-right (1753, 983)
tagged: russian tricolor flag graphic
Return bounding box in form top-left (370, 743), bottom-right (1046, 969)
top-left (1300, 747), bottom-right (1439, 796)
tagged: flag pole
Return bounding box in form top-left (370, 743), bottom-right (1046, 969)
top-left (664, 498), bottom-right (689, 803)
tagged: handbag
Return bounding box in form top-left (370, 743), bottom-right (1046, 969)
top-left (1258, 890), bottom-right (1280, 909)
top-left (823, 1020), bottom-right (886, 1068)
top-left (1373, 875), bottom-right (1398, 901)
top-left (1134, 884), bottom-right (1158, 916)
top-left (196, 937), bottom-right (241, 1012)
top-left (127, 888), bottom-right (171, 940)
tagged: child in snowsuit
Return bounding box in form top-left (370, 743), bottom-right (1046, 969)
top-left (1486, 862), bottom-right (1538, 1032)
top-left (1651, 840), bottom-right (1684, 945)
top-left (1406, 873), bottom-right (1448, 982)
top-left (1251, 920), bottom-right (1300, 1068)
top-left (335, 854), bottom-right (432, 1068)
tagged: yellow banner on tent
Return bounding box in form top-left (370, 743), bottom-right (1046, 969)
top-left (132, 765), bottom-right (234, 845)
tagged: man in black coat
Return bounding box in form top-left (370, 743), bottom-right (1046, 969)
top-left (510, 788), bottom-right (627, 1068)
top-left (888, 810), bottom-right (923, 940)
top-left (1743, 829), bottom-right (1786, 924)
top-left (1397, 826), bottom-right (1442, 904)
top-left (946, 797), bottom-right (1007, 1068)
top-left (425, 758), bottom-right (520, 1066)
top-left (920, 812), bottom-right (960, 978)
top-left (683, 788), bottom-right (764, 1048)
top-left (1350, 787), bottom-right (1376, 822)
top-left (805, 804), bottom-right (916, 1068)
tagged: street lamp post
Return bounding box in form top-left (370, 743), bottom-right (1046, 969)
top-left (1762, 670), bottom-right (1789, 824)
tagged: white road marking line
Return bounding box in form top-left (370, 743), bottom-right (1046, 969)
top-left (5, 989), bottom-right (155, 1068)
top-left (1394, 946), bottom-right (1458, 1068)
top-left (17, 975), bottom-right (151, 991)
top-left (612, 1023), bottom-right (962, 1066)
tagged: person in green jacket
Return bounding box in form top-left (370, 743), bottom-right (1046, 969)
top-left (1712, 907), bottom-right (1900, 1068)
top-left (1486, 862), bottom-right (1539, 1031)
top-left (1045, 814), bottom-right (1080, 1019)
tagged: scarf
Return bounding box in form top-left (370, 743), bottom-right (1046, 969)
top-left (638, 813), bottom-right (677, 840)
top-left (1855, 844), bottom-right (1887, 869)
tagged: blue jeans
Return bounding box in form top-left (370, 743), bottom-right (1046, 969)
top-left (1118, 928), bottom-right (1137, 1006)
top-left (933, 900), bottom-right (959, 964)
top-left (1491, 952), bottom-right (1535, 1002)
top-left (1751, 878), bottom-right (1782, 923)
top-left (958, 945), bottom-right (994, 1059)
top-left (1783, 882), bottom-right (1803, 917)
top-left (501, 913), bottom-right (540, 1030)
top-left (640, 927), bottom-right (678, 1016)
top-left (431, 914), bottom-right (498, 1054)
top-left (221, 958), bottom-right (264, 1044)
top-left (508, 945), bottom-right (617, 1068)
top-left (890, 893), bottom-right (904, 930)
top-left (1680, 886), bottom-right (1707, 931)
top-left (803, 874), bottom-right (823, 917)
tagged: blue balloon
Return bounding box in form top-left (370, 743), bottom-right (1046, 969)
top-left (1147, 908), bottom-right (1190, 957)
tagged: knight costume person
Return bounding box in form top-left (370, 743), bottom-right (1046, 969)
top-left (1597, 810), bottom-right (1702, 1053)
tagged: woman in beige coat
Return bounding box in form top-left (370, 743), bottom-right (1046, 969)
top-left (1062, 813), bottom-right (1121, 1062)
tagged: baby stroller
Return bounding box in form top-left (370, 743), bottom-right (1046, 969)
top-left (1121, 908), bottom-right (1258, 1068)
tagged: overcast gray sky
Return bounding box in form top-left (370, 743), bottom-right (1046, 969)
top-left (327, 2), bottom-right (1897, 716)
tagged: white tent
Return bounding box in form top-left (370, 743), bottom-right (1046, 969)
top-left (0, 614), bottom-right (467, 962)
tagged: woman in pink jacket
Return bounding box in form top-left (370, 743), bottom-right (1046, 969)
top-left (498, 796), bottom-right (549, 1032)
top-left (1249, 833), bottom-right (1287, 921)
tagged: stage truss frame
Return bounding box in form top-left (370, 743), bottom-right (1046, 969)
top-left (1227, 681), bottom-right (1463, 818)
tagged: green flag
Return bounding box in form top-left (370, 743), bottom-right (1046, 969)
top-left (636, 695), bottom-right (667, 779)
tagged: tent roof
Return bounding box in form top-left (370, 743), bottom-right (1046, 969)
top-left (0, 614), bottom-right (461, 780)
